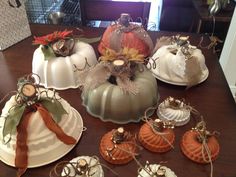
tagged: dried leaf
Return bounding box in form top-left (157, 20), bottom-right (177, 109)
top-left (185, 56), bottom-right (203, 88)
top-left (3, 105), bottom-right (26, 138)
top-left (77, 36), bottom-right (101, 44)
top-left (40, 98), bottom-right (67, 123)
top-left (41, 46), bottom-right (56, 60)
top-left (116, 76), bottom-right (138, 95)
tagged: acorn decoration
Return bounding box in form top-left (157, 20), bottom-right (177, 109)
top-left (100, 127), bottom-right (137, 164)
top-left (180, 121), bottom-right (220, 164)
top-left (139, 119), bottom-right (175, 153)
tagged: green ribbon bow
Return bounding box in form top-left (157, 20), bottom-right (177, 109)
top-left (2, 97), bottom-right (67, 142)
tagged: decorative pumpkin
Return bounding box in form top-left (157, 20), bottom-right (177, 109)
top-left (81, 65), bottom-right (158, 124)
top-left (180, 121), bottom-right (220, 164)
top-left (32, 30), bottom-right (97, 90)
top-left (157, 97), bottom-right (191, 126)
top-left (139, 119), bottom-right (175, 153)
top-left (98, 13), bottom-right (153, 57)
top-left (100, 127), bottom-right (137, 164)
top-left (149, 35), bottom-right (209, 86)
top-left (138, 162), bottom-right (177, 177)
top-left (51, 156), bottom-right (104, 177)
top-left (0, 75), bottom-right (83, 176)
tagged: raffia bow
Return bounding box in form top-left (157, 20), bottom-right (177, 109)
top-left (77, 48), bottom-right (146, 94)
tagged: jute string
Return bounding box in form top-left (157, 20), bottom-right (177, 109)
top-left (195, 120), bottom-right (216, 177)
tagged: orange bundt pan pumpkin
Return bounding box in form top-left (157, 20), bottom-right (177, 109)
top-left (139, 121), bottom-right (175, 153)
top-left (98, 14), bottom-right (153, 58)
top-left (180, 130), bottom-right (220, 164)
top-left (100, 129), bottom-right (136, 165)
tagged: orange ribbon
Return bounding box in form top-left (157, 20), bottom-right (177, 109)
top-left (15, 104), bottom-right (76, 177)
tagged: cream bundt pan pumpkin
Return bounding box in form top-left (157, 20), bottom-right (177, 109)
top-left (32, 41), bottom-right (97, 90)
top-left (0, 92), bottom-right (83, 168)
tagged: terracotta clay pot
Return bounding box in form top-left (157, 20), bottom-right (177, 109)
top-left (180, 130), bottom-right (220, 164)
top-left (139, 121), bottom-right (175, 153)
top-left (100, 128), bottom-right (136, 164)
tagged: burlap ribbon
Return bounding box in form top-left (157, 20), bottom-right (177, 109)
top-left (109, 24), bottom-right (153, 56)
top-left (15, 103), bottom-right (76, 177)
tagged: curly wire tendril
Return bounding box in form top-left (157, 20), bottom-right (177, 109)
top-left (73, 57), bottom-right (92, 72)
top-left (50, 156), bottom-right (118, 177)
top-left (145, 56), bottom-right (158, 70)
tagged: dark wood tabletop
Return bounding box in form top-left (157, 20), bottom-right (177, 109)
top-left (0, 24), bottom-right (236, 177)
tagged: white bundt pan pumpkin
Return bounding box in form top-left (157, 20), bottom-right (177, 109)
top-left (32, 41), bottom-right (97, 90)
top-left (149, 45), bottom-right (209, 85)
top-left (0, 92), bottom-right (83, 168)
top-left (82, 68), bottom-right (159, 124)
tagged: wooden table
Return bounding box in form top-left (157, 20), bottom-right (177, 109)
top-left (192, 0), bottom-right (234, 33)
top-left (0, 24), bottom-right (236, 177)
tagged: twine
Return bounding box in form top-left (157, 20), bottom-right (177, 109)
top-left (194, 120), bottom-right (217, 177)
top-left (142, 106), bottom-right (175, 149)
top-left (50, 156), bottom-right (118, 177)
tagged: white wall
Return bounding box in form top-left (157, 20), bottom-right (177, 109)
top-left (220, 8), bottom-right (236, 99)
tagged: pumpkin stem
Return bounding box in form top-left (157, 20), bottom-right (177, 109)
top-left (119, 13), bottom-right (131, 27)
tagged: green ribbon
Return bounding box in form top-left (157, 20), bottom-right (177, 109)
top-left (2, 98), bottom-right (67, 142)
top-left (41, 45), bottom-right (56, 61)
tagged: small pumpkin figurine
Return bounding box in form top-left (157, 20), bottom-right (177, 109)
top-left (180, 121), bottom-right (220, 164)
top-left (137, 161), bottom-right (177, 177)
top-left (32, 30), bottom-right (97, 90)
top-left (98, 13), bottom-right (153, 58)
top-left (100, 127), bottom-right (137, 164)
top-left (139, 119), bottom-right (175, 153)
top-left (157, 97), bottom-right (191, 126)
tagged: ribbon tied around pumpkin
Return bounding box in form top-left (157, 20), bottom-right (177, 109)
top-left (1, 74), bottom-right (76, 177)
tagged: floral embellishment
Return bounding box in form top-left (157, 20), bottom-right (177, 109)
top-left (99, 47), bottom-right (145, 63)
top-left (33, 30), bottom-right (73, 46)
top-left (33, 30), bottom-right (74, 60)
